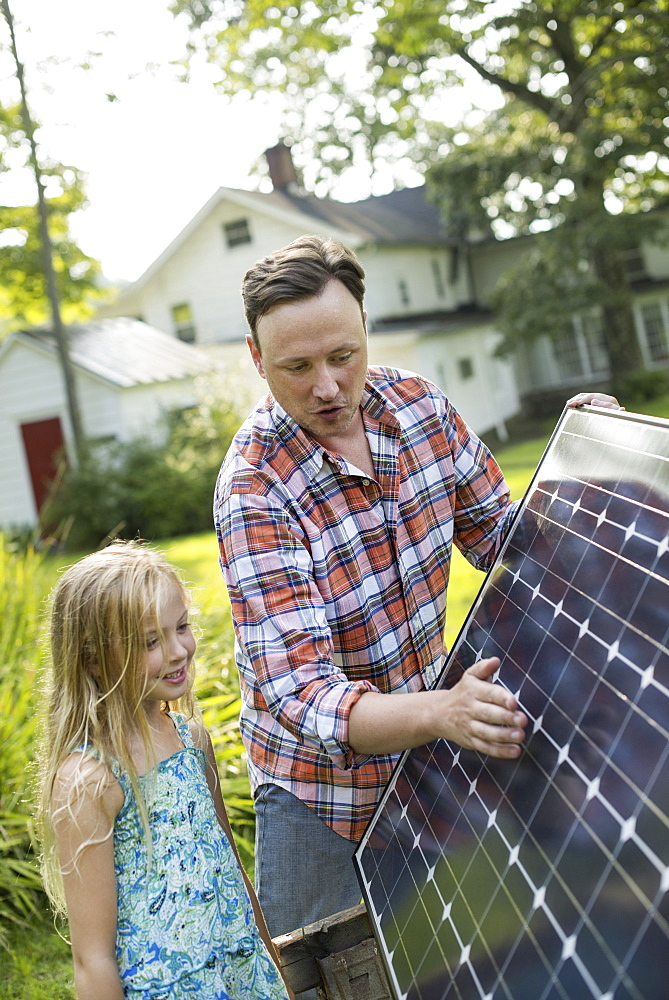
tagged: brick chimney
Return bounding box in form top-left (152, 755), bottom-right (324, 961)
top-left (265, 141), bottom-right (299, 192)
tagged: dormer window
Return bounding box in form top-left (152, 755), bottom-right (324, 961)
top-left (224, 218), bottom-right (252, 248)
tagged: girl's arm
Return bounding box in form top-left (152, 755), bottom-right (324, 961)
top-left (52, 754), bottom-right (125, 1000)
top-left (191, 719), bottom-right (295, 1000)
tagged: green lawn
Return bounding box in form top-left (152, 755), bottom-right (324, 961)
top-left (0, 915), bottom-right (74, 1000)
top-left (446, 425), bottom-right (554, 645)
top-left (6, 396), bottom-right (668, 997)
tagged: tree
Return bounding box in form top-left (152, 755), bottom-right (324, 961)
top-left (171, 0), bottom-right (669, 394)
top-left (0, 143), bottom-right (102, 333)
top-left (376, 1), bottom-right (668, 394)
top-left (0, 41), bottom-right (103, 339)
top-left (1, 2), bottom-right (79, 454)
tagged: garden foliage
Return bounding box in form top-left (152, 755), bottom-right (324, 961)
top-left (0, 539), bottom-right (46, 949)
top-left (42, 371), bottom-right (251, 551)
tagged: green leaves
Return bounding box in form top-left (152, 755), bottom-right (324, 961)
top-left (42, 370), bottom-right (251, 551)
top-left (0, 166), bottom-right (105, 334)
top-left (0, 541), bottom-right (46, 950)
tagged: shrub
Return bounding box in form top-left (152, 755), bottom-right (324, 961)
top-left (42, 370), bottom-right (252, 551)
top-left (621, 368), bottom-right (669, 405)
top-left (194, 600), bottom-right (256, 873)
top-left (0, 538), bottom-right (47, 949)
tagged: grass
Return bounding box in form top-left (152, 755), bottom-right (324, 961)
top-left (0, 914), bottom-right (74, 1000)
top-left (447, 394), bottom-right (669, 644)
top-left (445, 425), bottom-right (554, 646)
top-left (6, 395), bottom-right (669, 997)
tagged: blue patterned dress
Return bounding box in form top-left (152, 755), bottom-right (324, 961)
top-left (107, 713), bottom-right (288, 999)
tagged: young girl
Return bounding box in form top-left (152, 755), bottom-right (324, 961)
top-left (36, 541), bottom-right (292, 1000)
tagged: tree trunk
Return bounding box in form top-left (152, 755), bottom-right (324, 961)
top-left (2, 0), bottom-right (85, 458)
top-left (590, 242), bottom-right (644, 398)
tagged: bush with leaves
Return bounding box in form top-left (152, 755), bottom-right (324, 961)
top-left (621, 368), bottom-right (669, 405)
top-left (43, 371), bottom-right (253, 551)
top-left (0, 538), bottom-right (46, 949)
top-left (194, 599), bottom-right (256, 874)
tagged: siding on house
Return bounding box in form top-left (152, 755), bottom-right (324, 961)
top-left (116, 210), bottom-right (318, 345)
top-left (363, 245), bottom-right (470, 321)
top-left (0, 319), bottom-right (217, 530)
top-left (99, 174), bottom-right (669, 436)
top-left (0, 338), bottom-right (77, 527)
top-left (100, 184), bottom-right (521, 437)
top-left (367, 322), bottom-right (519, 440)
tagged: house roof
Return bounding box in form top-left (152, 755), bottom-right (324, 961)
top-left (121, 182), bottom-right (449, 295)
top-left (250, 184), bottom-right (450, 244)
top-left (12, 317), bottom-right (214, 389)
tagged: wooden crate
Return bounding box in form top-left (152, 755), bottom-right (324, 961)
top-left (274, 903), bottom-right (392, 1000)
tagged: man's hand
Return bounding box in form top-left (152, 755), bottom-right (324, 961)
top-left (348, 656), bottom-right (527, 759)
top-left (566, 392), bottom-right (624, 410)
top-left (442, 656), bottom-right (527, 758)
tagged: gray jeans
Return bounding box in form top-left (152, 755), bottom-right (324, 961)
top-left (254, 783), bottom-right (362, 938)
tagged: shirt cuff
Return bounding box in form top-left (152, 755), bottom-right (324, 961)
top-left (301, 677), bottom-right (380, 771)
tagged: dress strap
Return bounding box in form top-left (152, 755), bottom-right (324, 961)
top-left (68, 745), bottom-right (124, 788)
top-left (168, 711), bottom-right (194, 748)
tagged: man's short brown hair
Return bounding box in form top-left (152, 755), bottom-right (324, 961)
top-left (242, 234), bottom-right (366, 349)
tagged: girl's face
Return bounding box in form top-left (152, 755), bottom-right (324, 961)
top-left (142, 579), bottom-right (196, 705)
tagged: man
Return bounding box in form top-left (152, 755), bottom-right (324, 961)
top-left (214, 234), bottom-right (620, 939)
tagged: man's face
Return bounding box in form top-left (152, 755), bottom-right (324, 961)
top-left (248, 278), bottom-right (368, 446)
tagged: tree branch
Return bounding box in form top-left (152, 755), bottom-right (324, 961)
top-left (454, 44), bottom-right (555, 118)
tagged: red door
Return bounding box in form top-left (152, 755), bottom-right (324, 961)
top-left (20, 416), bottom-right (66, 515)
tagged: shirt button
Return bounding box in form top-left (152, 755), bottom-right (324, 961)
top-left (362, 479), bottom-right (371, 487)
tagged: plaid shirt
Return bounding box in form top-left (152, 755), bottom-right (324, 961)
top-left (214, 368), bottom-right (516, 841)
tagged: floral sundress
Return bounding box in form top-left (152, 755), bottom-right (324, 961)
top-left (108, 712), bottom-right (288, 999)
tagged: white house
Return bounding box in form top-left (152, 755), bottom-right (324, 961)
top-left (99, 144), bottom-right (521, 441)
top-left (100, 144), bottom-right (669, 432)
top-left (472, 225), bottom-right (669, 409)
top-left (0, 317), bottom-right (215, 531)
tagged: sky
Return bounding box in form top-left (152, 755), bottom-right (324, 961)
top-left (1, 0), bottom-right (293, 282)
top-left (0, 0), bottom-right (496, 285)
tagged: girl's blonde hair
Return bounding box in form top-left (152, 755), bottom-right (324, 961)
top-left (36, 540), bottom-right (197, 917)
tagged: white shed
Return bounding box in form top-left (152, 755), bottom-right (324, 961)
top-left (0, 317), bottom-right (215, 531)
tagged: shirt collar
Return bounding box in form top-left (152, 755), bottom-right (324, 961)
top-left (269, 373), bottom-right (400, 479)
top-left (270, 398), bottom-right (334, 479)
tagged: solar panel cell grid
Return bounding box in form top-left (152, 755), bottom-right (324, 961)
top-left (354, 407), bottom-right (669, 1000)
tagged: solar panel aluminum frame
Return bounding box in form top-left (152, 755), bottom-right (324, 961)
top-left (353, 405), bottom-right (669, 1000)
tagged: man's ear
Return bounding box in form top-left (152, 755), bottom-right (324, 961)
top-left (247, 334), bottom-right (266, 378)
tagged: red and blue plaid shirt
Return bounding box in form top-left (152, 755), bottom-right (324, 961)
top-left (214, 368), bottom-right (516, 841)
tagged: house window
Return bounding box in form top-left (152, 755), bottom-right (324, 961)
top-left (641, 301), bottom-right (669, 363)
top-left (431, 258), bottom-right (445, 299)
top-left (171, 302), bottom-right (196, 343)
top-left (582, 312), bottom-right (609, 375)
top-left (620, 246), bottom-right (647, 283)
top-left (449, 246), bottom-right (460, 284)
top-left (554, 312), bottom-right (611, 382)
top-left (398, 279), bottom-right (411, 307)
top-left (458, 357), bottom-right (474, 380)
top-left (552, 326), bottom-right (584, 379)
top-left (224, 218), bottom-right (252, 248)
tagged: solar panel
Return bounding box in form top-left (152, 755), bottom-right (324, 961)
top-left (354, 406), bottom-right (669, 1000)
